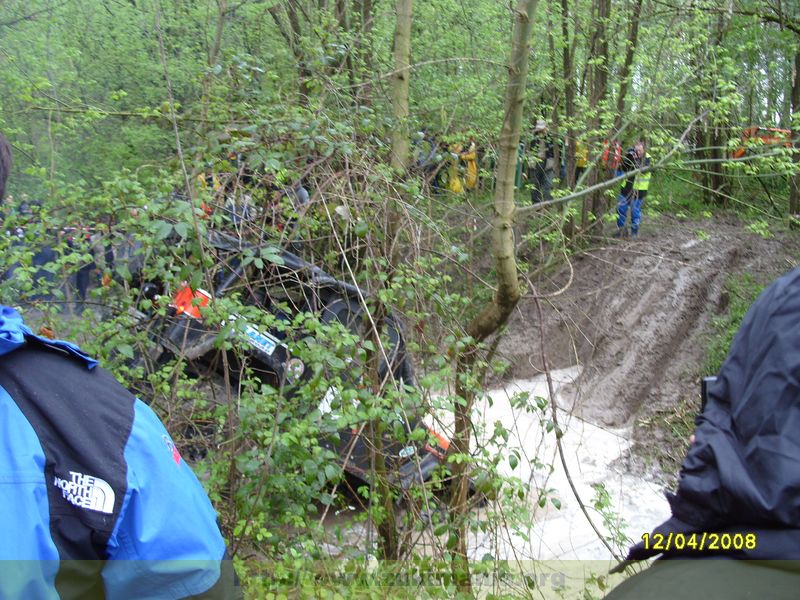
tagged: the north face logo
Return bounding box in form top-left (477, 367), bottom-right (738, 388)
top-left (53, 471), bottom-right (115, 514)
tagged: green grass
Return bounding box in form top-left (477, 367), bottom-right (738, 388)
top-left (635, 394), bottom-right (698, 484)
top-left (650, 173), bottom-right (716, 218)
top-left (704, 273), bottom-right (765, 375)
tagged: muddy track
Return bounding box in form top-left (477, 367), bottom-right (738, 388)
top-left (575, 240), bottom-right (742, 425)
top-left (497, 214), bottom-right (800, 429)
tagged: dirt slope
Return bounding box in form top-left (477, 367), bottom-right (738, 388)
top-left (498, 214), bottom-right (799, 437)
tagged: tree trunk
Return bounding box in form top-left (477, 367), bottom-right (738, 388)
top-left (335, 0), bottom-right (358, 93)
top-left (353, 0), bottom-right (375, 104)
top-left (611, 0), bottom-right (643, 134)
top-left (449, 0), bottom-right (536, 592)
top-left (555, 0), bottom-right (577, 238)
top-left (545, 9), bottom-right (562, 192)
top-left (365, 306), bottom-right (399, 560)
top-left (560, 0), bottom-right (576, 190)
top-left (709, 122), bottom-right (728, 202)
top-left (557, 0), bottom-right (578, 246)
top-left (390, 0), bottom-right (412, 173)
top-left (268, 2), bottom-right (312, 105)
top-left (790, 49), bottom-right (800, 218)
top-left (584, 0), bottom-right (611, 226)
top-left (192, 0), bottom-right (228, 175)
top-left (706, 9), bottom-right (730, 203)
top-left (286, 1), bottom-right (312, 104)
top-left (359, 0), bottom-right (414, 562)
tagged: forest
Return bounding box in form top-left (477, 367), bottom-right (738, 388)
top-left (0, 0), bottom-right (799, 597)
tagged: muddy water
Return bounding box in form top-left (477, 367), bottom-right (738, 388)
top-left (324, 367), bottom-right (672, 564)
top-left (468, 367), bottom-right (671, 561)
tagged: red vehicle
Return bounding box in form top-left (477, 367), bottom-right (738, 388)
top-left (730, 126), bottom-right (793, 159)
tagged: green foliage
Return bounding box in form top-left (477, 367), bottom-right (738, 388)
top-left (590, 483), bottom-right (631, 557)
top-left (705, 273), bottom-right (765, 374)
top-left (635, 394), bottom-right (699, 485)
top-left (746, 218), bottom-right (773, 239)
top-left (654, 173), bottom-right (716, 218)
top-left (2, 0), bottom-right (799, 595)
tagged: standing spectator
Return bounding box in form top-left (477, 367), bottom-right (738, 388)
top-left (481, 142), bottom-right (497, 191)
top-left (64, 225), bottom-right (96, 313)
top-left (431, 139), bottom-right (449, 192)
top-left (602, 139), bottom-right (623, 177)
top-left (514, 140), bottom-right (525, 192)
top-left (528, 120), bottom-right (555, 204)
top-left (574, 138), bottom-right (588, 186)
top-left (633, 146), bottom-right (652, 204)
top-left (414, 130), bottom-right (441, 191)
top-left (446, 142), bottom-right (465, 194)
top-left (461, 136), bottom-right (479, 191)
top-left (415, 130), bottom-right (438, 172)
top-left (0, 134), bottom-right (10, 202)
top-left (614, 140), bottom-right (645, 238)
top-left (4, 201), bottom-right (59, 301)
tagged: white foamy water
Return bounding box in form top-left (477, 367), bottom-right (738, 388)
top-left (464, 367), bottom-right (671, 561)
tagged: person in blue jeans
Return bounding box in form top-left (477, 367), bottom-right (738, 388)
top-left (614, 140), bottom-right (645, 238)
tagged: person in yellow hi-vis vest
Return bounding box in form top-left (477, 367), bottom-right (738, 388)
top-left (615, 140), bottom-right (648, 239)
top-left (633, 150), bottom-right (651, 201)
top-left (574, 139), bottom-right (588, 186)
top-left (461, 136), bottom-right (479, 191)
top-left (631, 149), bottom-right (651, 237)
top-left (447, 142), bottom-right (464, 194)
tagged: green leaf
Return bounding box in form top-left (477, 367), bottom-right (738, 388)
top-left (354, 220), bottom-right (369, 238)
top-left (117, 343), bottom-right (134, 360)
top-left (174, 222), bottom-right (189, 239)
top-left (262, 251), bottom-right (285, 266)
top-left (324, 463), bottom-right (339, 482)
top-left (325, 355), bottom-right (346, 370)
top-left (153, 220), bottom-right (173, 241)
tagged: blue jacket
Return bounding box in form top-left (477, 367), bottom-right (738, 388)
top-left (0, 306), bottom-right (238, 599)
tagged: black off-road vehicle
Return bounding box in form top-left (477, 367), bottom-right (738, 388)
top-left (131, 230), bottom-right (450, 489)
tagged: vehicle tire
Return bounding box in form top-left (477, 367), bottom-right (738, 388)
top-left (318, 292), bottom-right (411, 386)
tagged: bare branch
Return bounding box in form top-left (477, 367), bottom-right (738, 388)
top-left (650, 0), bottom-right (800, 36)
top-left (517, 110), bottom-right (712, 218)
top-left (0, 1), bottom-right (72, 28)
top-left (267, 5), bottom-right (295, 49)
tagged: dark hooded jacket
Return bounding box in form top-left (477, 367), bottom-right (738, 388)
top-left (628, 266), bottom-right (800, 563)
top-left (605, 267), bottom-right (800, 599)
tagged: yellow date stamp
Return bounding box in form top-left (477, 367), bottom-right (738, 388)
top-left (641, 532), bottom-right (757, 552)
